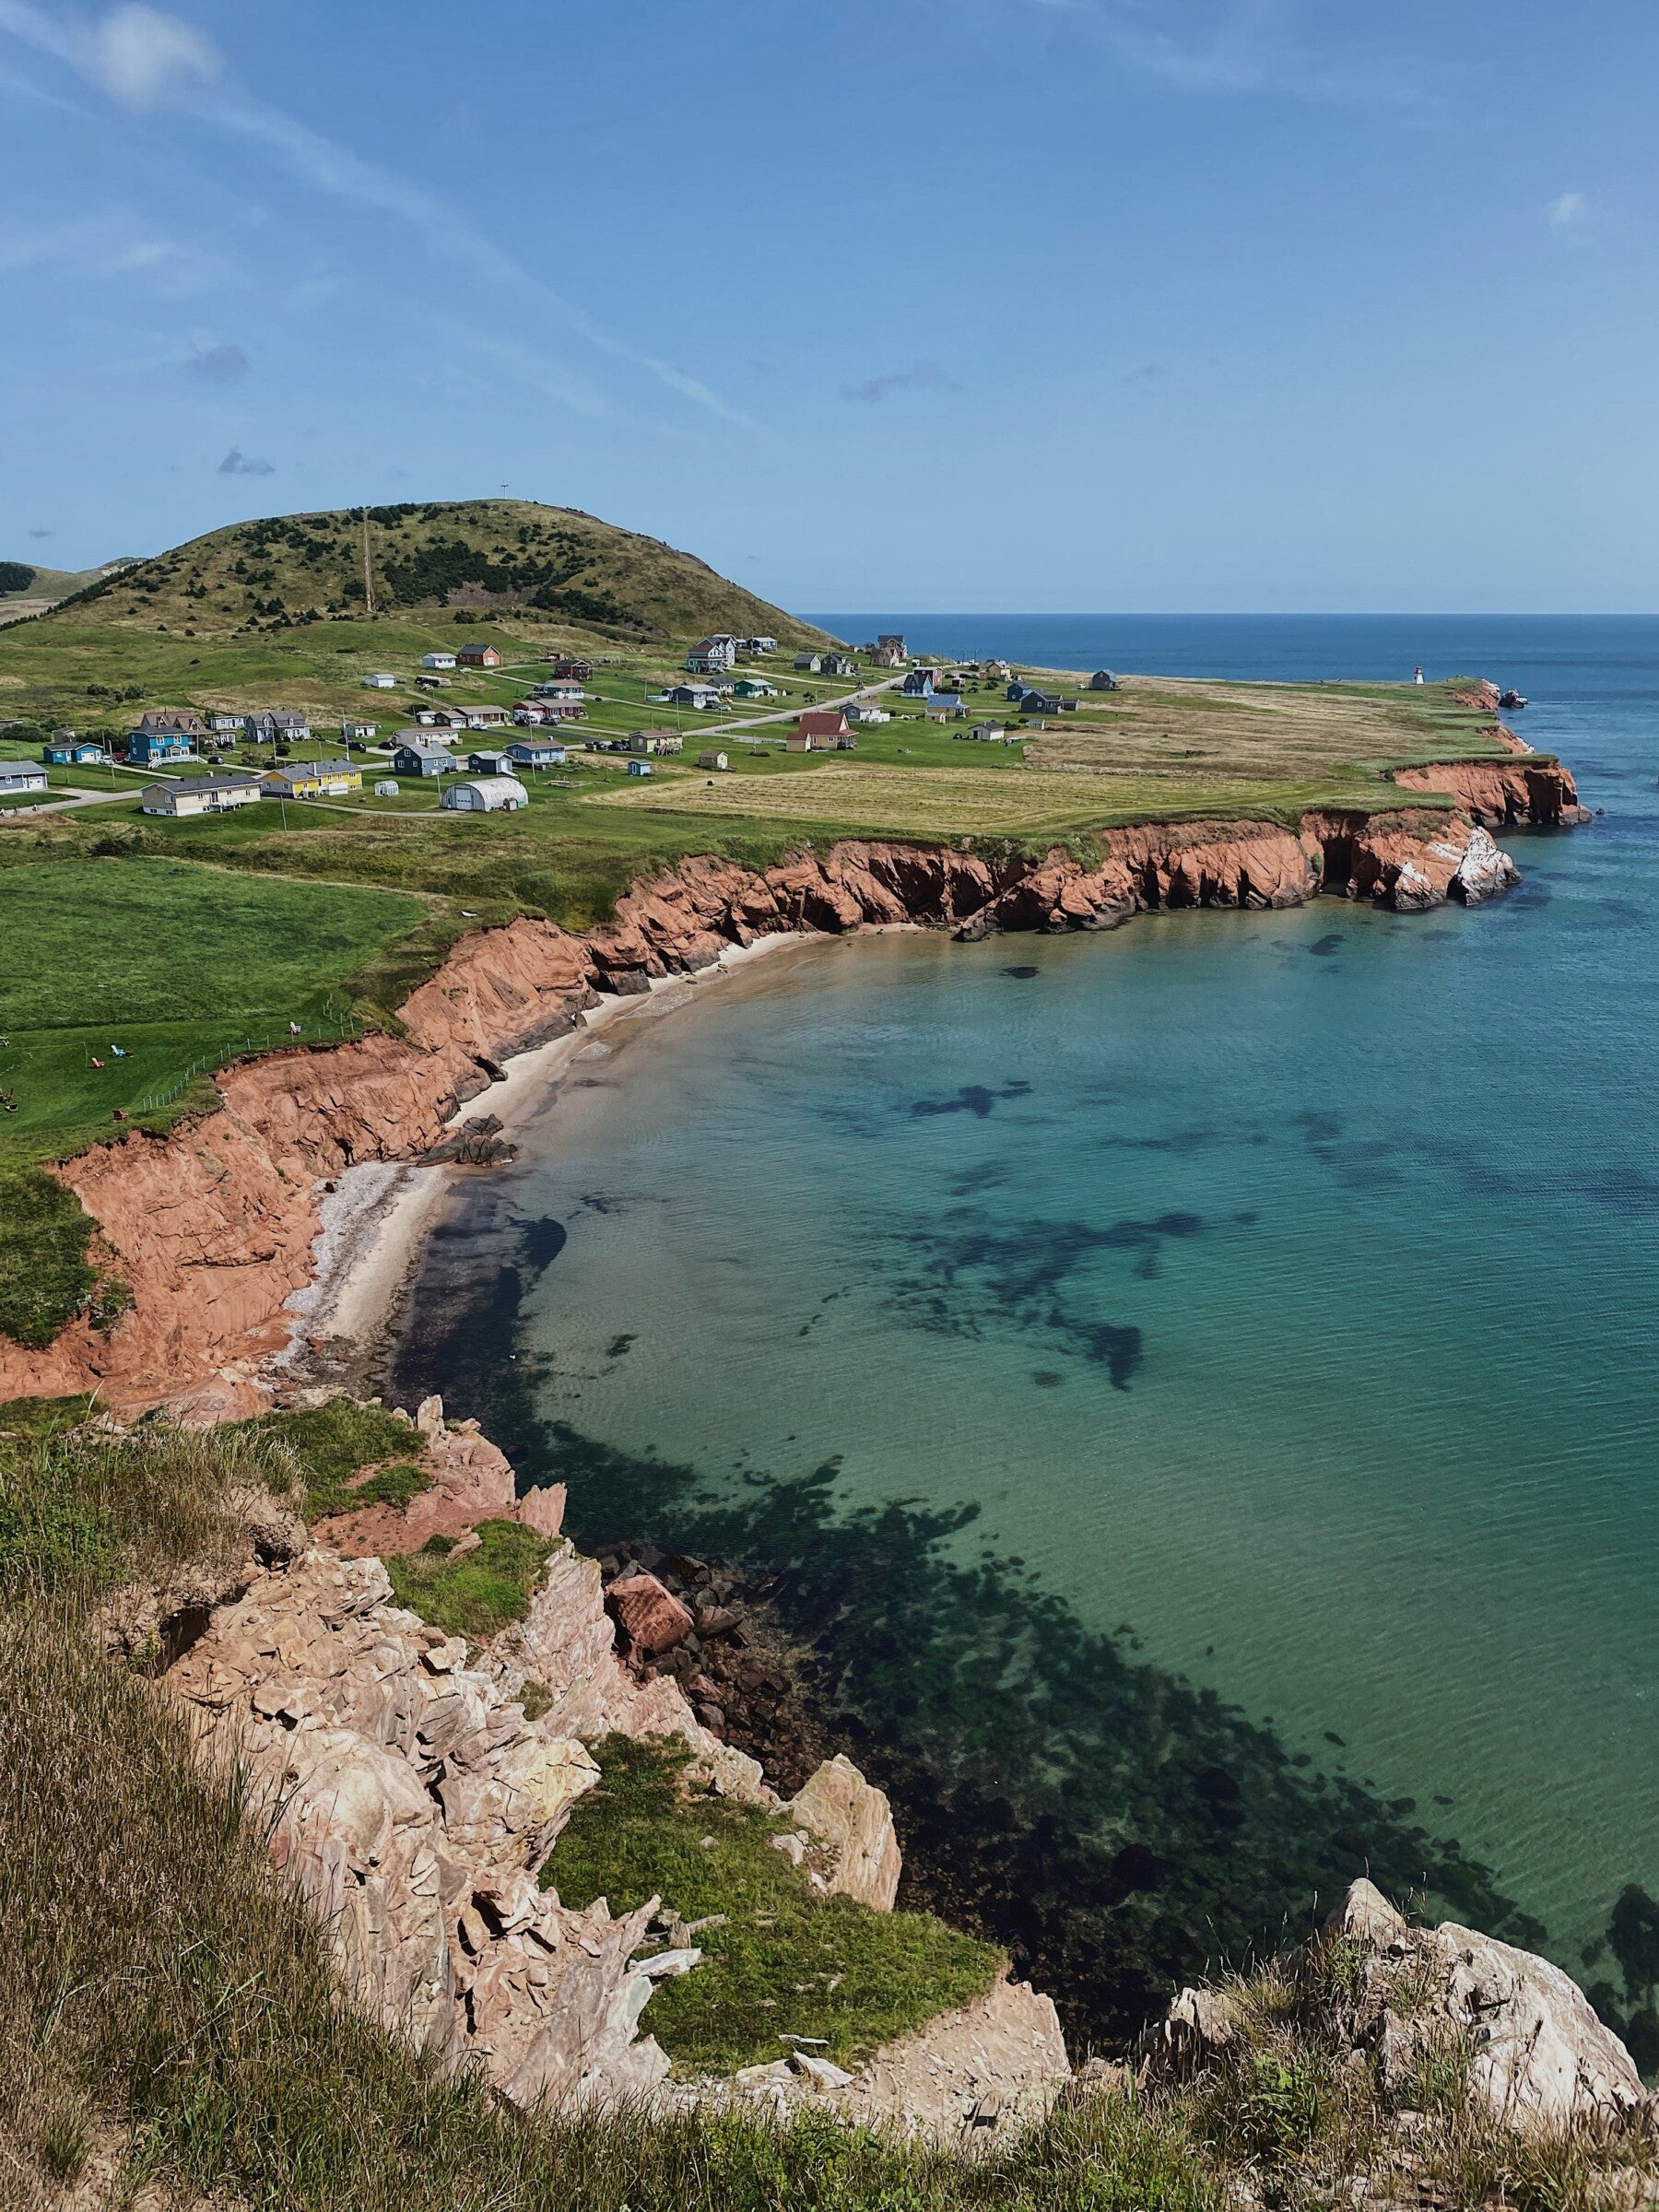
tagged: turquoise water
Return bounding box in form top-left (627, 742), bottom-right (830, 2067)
top-left (403, 618), bottom-right (1659, 2027)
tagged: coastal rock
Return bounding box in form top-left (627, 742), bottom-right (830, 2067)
top-left (1139, 1877), bottom-right (1647, 2144)
top-left (1393, 757), bottom-right (1586, 827)
top-left (1325, 1878), bottom-right (1646, 2141)
top-left (787, 1753), bottom-right (903, 1912)
top-left (161, 1544), bottom-right (679, 2106)
top-left (607, 1571), bottom-right (695, 1657)
top-left (316, 1393), bottom-right (518, 1558)
top-left (717, 1973), bottom-right (1069, 2141)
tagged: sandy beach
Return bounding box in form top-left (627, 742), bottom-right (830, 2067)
top-left (270, 924), bottom-right (863, 1391)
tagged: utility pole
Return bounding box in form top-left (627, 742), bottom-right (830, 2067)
top-left (361, 507), bottom-right (375, 619)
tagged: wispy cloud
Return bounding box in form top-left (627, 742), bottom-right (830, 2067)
top-left (191, 341), bottom-right (249, 382)
top-left (843, 360), bottom-right (961, 405)
top-left (0, 207), bottom-right (225, 293)
top-left (27, 528), bottom-right (51, 539)
top-left (1547, 190), bottom-right (1588, 236)
top-left (218, 447), bottom-right (273, 476)
top-left (1022, 0), bottom-right (1421, 109)
top-left (0, 0), bottom-right (751, 429)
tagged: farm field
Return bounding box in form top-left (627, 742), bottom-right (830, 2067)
top-left (0, 859), bottom-right (427, 1171)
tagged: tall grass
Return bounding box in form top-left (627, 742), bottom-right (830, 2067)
top-left (0, 1411), bottom-right (1646, 2209)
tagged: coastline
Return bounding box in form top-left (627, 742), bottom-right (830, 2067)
top-left (282, 924), bottom-right (848, 1393)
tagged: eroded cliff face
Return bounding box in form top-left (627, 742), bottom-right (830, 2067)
top-left (1391, 757), bottom-right (1588, 826)
top-left (0, 803), bottom-right (1568, 1410)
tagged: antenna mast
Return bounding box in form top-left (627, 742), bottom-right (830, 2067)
top-left (361, 507), bottom-right (375, 618)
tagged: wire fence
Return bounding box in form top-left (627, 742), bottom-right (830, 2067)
top-left (131, 995), bottom-right (361, 1114)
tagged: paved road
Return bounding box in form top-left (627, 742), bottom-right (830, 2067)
top-left (0, 782), bottom-right (138, 823)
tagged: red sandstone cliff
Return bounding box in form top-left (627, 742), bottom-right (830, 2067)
top-left (0, 803), bottom-right (1575, 1412)
top-left (1391, 758), bottom-right (1588, 827)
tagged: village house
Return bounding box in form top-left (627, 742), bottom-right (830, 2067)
top-left (793, 652), bottom-right (823, 674)
top-left (628, 729), bottom-right (684, 756)
top-left (208, 714), bottom-right (241, 739)
top-left (340, 718), bottom-right (378, 743)
top-left (532, 679), bottom-right (585, 701)
top-left (925, 693), bottom-right (968, 722)
top-left (463, 705), bottom-right (510, 729)
top-left (504, 738), bottom-right (567, 771)
top-left (819, 652), bottom-right (857, 679)
top-left (260, 759), bottom-right (362, 800)
top-left (441, 774), bottom-right (527, 813)
top-left (984, 659), bottom-right (1012, 680)
top-left (844, 701), bottom-right (889, 725)
top-left (627, 759), bottom-right (653, 777)
top-left (125, 710), bottom-right (207, 767)
top-left (363, 673), bottom-right (398, 689)
top-left (1088, 669), bottom-right (1120, 691)
top-left (685, 635), bottom-right (738, 675)
top-left (965, 721), bottom-right (1013, 744)
top-left (512, 703), bottom-right (552, 726)
top-left (243, 710), bottom-right (311, 747)
top-left (699, 750), bottom-right (730, 771)
top-left (731, 677), bottom-right (778, 700)
top-left (783, 733), bottom-right (816, 752)
top-left (545, 654), bottom-right (592, 680)
top-left (796, 709), bottom-right (852, 745)
top-left (0, 761), bottom-right (49, 796)
top-left (42, 735), bottom-right (110, 765)
top-left (466, 748), bottom-right (512, 776)
top-left (390, 736), bottom-right (458, 777)
top-left (665, 683), bottom-right (722, 711)
top-left (456, 642), bottom-right (502, 669)
top-left (141, 771), bottom-right (262, 818)
top-left (901, 668), bottom-right (939, 697)
top-left (422, 652), bottom-right (458, 670)
top-left (745, 635), bottom-right (777, 654)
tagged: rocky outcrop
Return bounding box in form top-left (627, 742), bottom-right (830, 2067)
top-left (162, 1545), bottom-right (686, 2107)
top-left (2, 791), bottom-right (1576, 1409)
top-left (1140, 1877), bottom-right (1648, 2145)
top-left (786, 1754), bottom-right (903, 1912)
top-left (317, 1396), bottom-right (518, 1557)
top-left (1324, 1879), bottom-right (1645, 2141)
top-left (723, 1973), bottom-right (1070, 2140)
top-left (1393, 757), bottom-right (1589, 826)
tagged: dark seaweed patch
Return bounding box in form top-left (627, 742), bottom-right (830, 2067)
top-left (910, 1080), bottom-right (1033, 1120)
top-left (1308, 934), bottom-right (1344, 958)
top-left (1003, 965), bottom-right (1039, 979)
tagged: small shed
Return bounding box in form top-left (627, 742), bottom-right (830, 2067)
top-left (698, 751), bottom-right (730, 771)
top-left (364, 673), bottom-right (398, 688)
top-left (374, 780), bottom-right (400, 797)
top-left (467, 748), bottom-right (512, 776)
top-left (441, 775), bottom-right (527, 813)
top-left (422, 652), bottom-right (458, 670)
top-left (627, 759), bottom-right (653, 777)
top-left (794, 652), bottom-right (823, 674)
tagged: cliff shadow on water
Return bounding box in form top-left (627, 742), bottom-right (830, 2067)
top-left (389, 1201), bottom-right (1659, 2060)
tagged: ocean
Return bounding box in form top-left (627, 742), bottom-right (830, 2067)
top-left (394, 615), bottom-right (1659, 2042)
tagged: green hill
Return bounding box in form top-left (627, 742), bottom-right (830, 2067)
top-left (47, 500), bottom-right (830, 647)
top-left (0, 559), bottom-right (132, 617)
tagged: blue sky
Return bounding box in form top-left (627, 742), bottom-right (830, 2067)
top-left (2, 0), bottom-right (1656, 610)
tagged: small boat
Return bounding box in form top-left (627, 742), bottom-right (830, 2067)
top-left (1498, 688), bottom-right (1527, 710)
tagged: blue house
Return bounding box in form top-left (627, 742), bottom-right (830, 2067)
top-left (901, 668), bottom-right (937, 697)
top-left (43, 737), bottom-right (110, 766)
top-left (127, 727), bottom-right (194, 767)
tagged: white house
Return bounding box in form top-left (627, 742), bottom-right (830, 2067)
top-left (422, 652), bottom-right (458, 670)
top-left (363, 673), bottom-right (398, 689)
top-left (441, 775), bottom-right (527, 813)
top-left (141, 771), bottom-right (262, 818)
top-left (686, 636), bottom-right (738, 676)
top-left (341, 718), bottom-right (378, 742)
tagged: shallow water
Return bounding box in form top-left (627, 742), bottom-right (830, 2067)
top-left (400, 617), bottom-right (1659, 2006)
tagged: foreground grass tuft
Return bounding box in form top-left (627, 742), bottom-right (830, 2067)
top-left (237, 1393), bottom-right (420, 1518)
top-left (546, 1734), bottom-right (1003, 2074)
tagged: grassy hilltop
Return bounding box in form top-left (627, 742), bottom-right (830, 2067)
top-left (37, 497), bottom-right (832, 647)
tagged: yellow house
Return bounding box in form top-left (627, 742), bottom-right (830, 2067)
top-left (260, 758), bottom-right (363, 800)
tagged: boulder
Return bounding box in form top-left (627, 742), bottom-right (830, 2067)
top-left (519, 1480), bottom-right (568, 1540)
top-left (787, 1753), bottom-right (902, 1912)
top-left (607, 1571), bottom-right (695, 1657)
